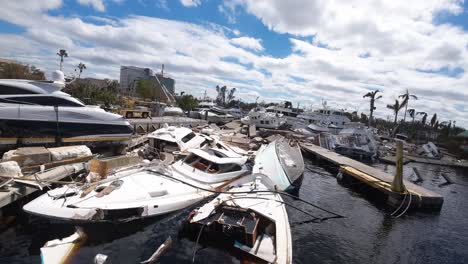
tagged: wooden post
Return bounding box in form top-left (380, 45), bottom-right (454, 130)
top-left (391, 141), bottom-right (405, 193)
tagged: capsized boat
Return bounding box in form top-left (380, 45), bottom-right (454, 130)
top-left (23, 147), bottom-right (250, 223)
top-left (253, 137), bottom-right (305, 193)
top-left (186, 175), bottom-right (292, 264)
top-left (199, 107), bottom-right (235, 125)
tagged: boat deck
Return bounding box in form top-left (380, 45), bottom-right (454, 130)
top-left (127, 117), bottom-right (207, 134)
top-left (300, 143), bottom-right (443, 211)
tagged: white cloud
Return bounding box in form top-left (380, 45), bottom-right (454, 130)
top-left (230, 37), bottom-right (264, 51)
top-left (1, 1), bottom-right (468, 127)
top-left (180, 0), bottom-right (201, 7)
top-left (77, 0), bottom-right (106, 12)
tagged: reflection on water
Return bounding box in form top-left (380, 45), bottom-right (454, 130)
top-left (1, 160), bottom-right (467, 263)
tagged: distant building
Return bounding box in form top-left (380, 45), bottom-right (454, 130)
top-left (120, 66), bottom-right (154, 93)
top-left (156, 73), bottom-right (175, 95)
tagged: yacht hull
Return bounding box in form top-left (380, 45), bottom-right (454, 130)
top-left (0, 107), bottom-right (133, 151)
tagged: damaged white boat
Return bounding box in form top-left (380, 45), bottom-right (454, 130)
top-left (23, 147), bottom-right (250, 222)
top-left (241, 107), bottom-right (287, 129)
top-left (253, 138), bottom-right (305, 193)
top-left (146, 125), bottom-right (210, 154)
top-left (187, 175), bottom-right (292, 264)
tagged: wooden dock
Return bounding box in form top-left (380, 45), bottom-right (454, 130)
top-left (301, 143), bottom-right (443, 211)
top-left (128, 117), bottom-right (207, 134)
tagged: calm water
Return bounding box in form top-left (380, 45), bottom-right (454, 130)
top-left (1, 158), bottom-right (468, 263)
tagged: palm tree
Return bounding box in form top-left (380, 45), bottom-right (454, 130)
top-left (417, 111), bottom-right (427, 125)
top-left (386, 99), bottom-right (403, 125)
top-left (398, 89), bottom-right (418, 122)
top-left (227, 87), bottom-right (236, 104)
top-left (430, 113), bottom-right (437, 128)
top-left (363, 90), bottom-right (382, 127)
top-left (57, 49), bottom-right (68, 71)
top-left (216, 85), bottom-right (227, 106)
top-left (407, 109), bottom-right (416, 123)
top-left (77, 62), bottom-right (86, 78)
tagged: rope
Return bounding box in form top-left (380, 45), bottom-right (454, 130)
top-left (192, 224), bottom-right (205, 263)
top-left (390, 191), bottom-right (408, 216)
top-left (394, 191), bottom-right (412, 218)
top-left (147, 169), bottom-right (345, 219)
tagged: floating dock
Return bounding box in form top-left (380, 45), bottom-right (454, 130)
top-left (127, 117), bottom-right (207, 134)
top-left (301, 143), bottom-right (443, 211)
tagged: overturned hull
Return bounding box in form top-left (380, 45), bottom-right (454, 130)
top-left (253, 138), bottom-right (305, 193)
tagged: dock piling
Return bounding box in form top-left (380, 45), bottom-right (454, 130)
top-left (391, 141), bottom-right (405, 193)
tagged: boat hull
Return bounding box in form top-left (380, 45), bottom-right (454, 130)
top-left (0, 117), bottom-right (132, 151)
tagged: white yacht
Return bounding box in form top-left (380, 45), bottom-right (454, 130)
top-left (266, 105), bottom-right (300, 125)
top-left (0, 71), bottom-right (132, 151)
top-left (241, 107), bottom-right (287, 129)
top-left (23, 147), bottom-right (250, 222)
top-left (297, 107), bottom-right (350, 130)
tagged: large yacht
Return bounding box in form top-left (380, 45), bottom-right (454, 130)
top-left (241, 107), bottom-right (287, 129)
top-left (296, 107), bottom-right (350, 130)
top-left (0, 71), bottom-right (133, 151)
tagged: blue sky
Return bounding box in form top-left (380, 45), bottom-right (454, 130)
top-left (0, 0), bottom-right (468, 126)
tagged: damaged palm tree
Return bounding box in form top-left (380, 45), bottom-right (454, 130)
top-left (398, 89), bottom-right (418, 123)
top-left (363, 90), bottom-right (382, 127)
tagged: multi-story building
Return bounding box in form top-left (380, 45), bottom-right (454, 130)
top-left (120, 66), bottom-right (154, 93)
top-left (155, 73), bottom-right (175, 95)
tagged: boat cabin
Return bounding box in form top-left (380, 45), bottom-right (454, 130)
top-left (175, 148), bottom-right (249, 183)
top-left (147, 126), bottom-right (208, 153)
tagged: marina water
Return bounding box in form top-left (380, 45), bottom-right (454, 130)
top-left (1, 160), bottom-right (467, 263)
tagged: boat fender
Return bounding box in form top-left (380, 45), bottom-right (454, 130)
top-left (94, 253), bottom-right (108, 264)
top-left (336, 171), bottom-right (343, 181)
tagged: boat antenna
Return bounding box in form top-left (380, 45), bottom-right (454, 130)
top-left (161, 64), bottom-right (164, 76)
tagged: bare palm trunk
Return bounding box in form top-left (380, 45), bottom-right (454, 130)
top-left (403, 103), bottom-right (408, 122)
top-left (59, 57), bottom-right (63, 71)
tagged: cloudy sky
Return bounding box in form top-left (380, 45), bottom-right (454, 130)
top-left (0, 0), bottom-right (467, 127)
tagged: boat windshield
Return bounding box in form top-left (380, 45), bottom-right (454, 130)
top-left (183, 154), bottom-right (242, 174)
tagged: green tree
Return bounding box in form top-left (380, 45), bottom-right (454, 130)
top-left (363, 90), bottom-right (382, 127)
top-left (177, 94), bottom-right (198, 111)
top-left (398, 89), bottom-right (418, 122)
top-left (0, 62), bottom-right (45, 80)
top-left (57, 49), bottom-right (68, 71)
top-left (77, 62), bottom-right (86, 78)
top-left (284, 101), bottom-right (292, 109)
top-left (136, 80), bottom-right (155, 100)
top-left (64, 82), bottom-right (117, 106)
